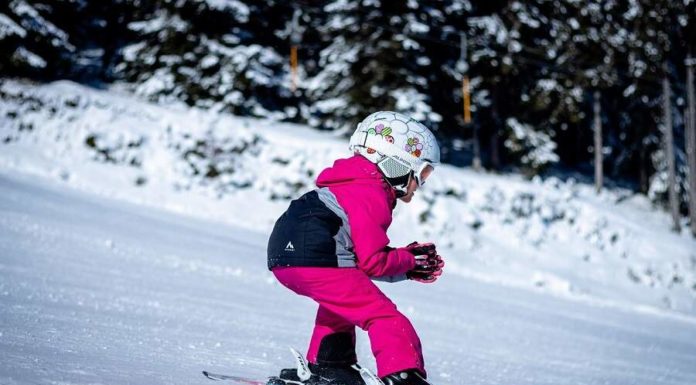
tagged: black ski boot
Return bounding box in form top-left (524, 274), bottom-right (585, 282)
top-left (309, 332), bottom-right (364, 385)
top-left (273, 333), bottom-right (365, 385)
top-left (307, 362), bottom-right (364, 385)
top-left (274, 364), bottom-right (364, 385)
top-left (381, 369), bottom-right (432, 385)
top-left (272, 336), bottom-right (432, 385)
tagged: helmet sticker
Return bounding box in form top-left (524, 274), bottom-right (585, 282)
top-left (367, 123), bottom-right (394, 144)
top-left (405, 137), bottom-right (423, 158)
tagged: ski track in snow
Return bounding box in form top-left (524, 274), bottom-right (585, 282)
top-left (1, 171), bottom-right (696, 385)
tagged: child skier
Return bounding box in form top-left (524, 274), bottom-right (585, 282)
top-left (267, 111), bottom-right (444, 385)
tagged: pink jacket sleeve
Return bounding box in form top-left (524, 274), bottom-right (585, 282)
top-left (338, 187), bottom-right (415, 277)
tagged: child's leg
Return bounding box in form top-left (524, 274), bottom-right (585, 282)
top-left (273, 267), bottom-right (424, 378)
top-left (307, 306), bottom-right (357, 365)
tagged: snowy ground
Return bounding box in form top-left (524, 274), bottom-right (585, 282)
top-left (1, 79), bottom-right (695, 317)
top-left (2, 79), bottom-right (696, 384)
top-left (2, 171), bottom-right (696, 385)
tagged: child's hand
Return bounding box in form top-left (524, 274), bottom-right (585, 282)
top-left (405, 241), bottom-right (436, 256)
top-left (405, 242), bottom-right (444, 283)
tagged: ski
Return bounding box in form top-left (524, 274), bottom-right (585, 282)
top-left (201, 347), bottom-right (382, 385)
top-left (202, 371), bottom-right (269, 385)
top-left (202, 371), bottom-right (302, 385)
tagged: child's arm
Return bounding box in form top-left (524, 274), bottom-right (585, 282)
top-left (358, 246), bottom-right (416, 278)
top-left (346, 198), bottom-right (416, 277)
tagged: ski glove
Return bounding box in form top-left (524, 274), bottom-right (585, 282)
top-left (404, 242), bottom-right (444, 283)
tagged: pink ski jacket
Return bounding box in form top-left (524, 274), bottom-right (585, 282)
top-left (315, 155), bottom-right (415, 277)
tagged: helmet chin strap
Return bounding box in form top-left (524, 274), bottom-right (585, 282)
top-left (393, 188), bottom-right (407, 198)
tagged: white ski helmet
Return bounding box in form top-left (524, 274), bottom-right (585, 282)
top-left (349, 111), bottom-right (440, 192)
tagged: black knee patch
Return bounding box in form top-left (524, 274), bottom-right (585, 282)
top-left (316, 332), bottom-right (357, 366)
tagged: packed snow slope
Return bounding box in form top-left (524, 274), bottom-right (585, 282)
top-left (1, 78), bottom-right (696, 384)
top-left (2, 171), bottom-right (696, 385)
top-left (1, 79), bottom-right (696, 317)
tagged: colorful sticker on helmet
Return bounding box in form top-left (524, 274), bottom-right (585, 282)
top-left (367, 123), bottom-right (395, 144)
top-left (405, 137), bottom-right (423, 158)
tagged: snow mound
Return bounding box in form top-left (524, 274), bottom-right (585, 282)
top-left (1, 79), bottom-right (695, 315)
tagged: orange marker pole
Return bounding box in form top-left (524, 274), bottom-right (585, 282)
top-left (463, 76), bottom-right (471, 124)
top-left (290, 45), bottom-right (298, 92)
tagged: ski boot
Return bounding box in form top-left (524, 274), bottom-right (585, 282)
top-left (381, 369), bottom-right (432, 385)
top-left (271, 332), bottom-right (371, 385)
top-left (272, 362), bottom-right (365, 385)
top-left (309, 332), bottom-right (364, 385)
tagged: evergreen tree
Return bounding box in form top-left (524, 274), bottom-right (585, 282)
top-left (464, 1), bottom-right (563, 172)
top-left (0, 0), bottom-right (138, 82)
top-left (301, 0), bottom-right (441, 133)
top-left (113, 0), bottom-right (292, 115)
top-left (3, 0), bottom-right (696, 230)
top-left (0, 0), bottom-right (76, 79)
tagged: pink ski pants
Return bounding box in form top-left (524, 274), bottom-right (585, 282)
top-left (272, 267), bottom-right (425, 377)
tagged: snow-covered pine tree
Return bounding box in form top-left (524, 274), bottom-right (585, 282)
top-left (302, 0), bottom-right (441, 133)
top-left (546, 1), bottom-right (627, 190)
top-left (0, 0), bottom-right (138, 81)
top-left (0, 0), bottom-right (76, 79)
top-left (687, 54), bottom-right (696, 236)
top-left (626, 0), bottom-right (694, 219)
top-left (609, 0), bottom-right (663, 193)
top-left (114, 0), bottom-right (292, 116)
top-left (468, 1), bottom-right (564, 173)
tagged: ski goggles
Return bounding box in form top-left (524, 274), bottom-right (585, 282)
top-left (412, 161), bottom-right (433, 187)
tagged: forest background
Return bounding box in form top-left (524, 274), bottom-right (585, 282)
top-left (2, 0), bottom-right (696, 233)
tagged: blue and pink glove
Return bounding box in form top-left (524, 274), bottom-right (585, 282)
top-left (404, 242), bottom-right (444, 283)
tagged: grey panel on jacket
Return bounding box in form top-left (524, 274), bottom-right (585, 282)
top-left (372, 274), bottom-right (408, 283)
top-left (316, 187), bottom-right (357, 267)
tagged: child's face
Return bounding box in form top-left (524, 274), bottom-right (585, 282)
top-left (399, 165), bottom-right (434, 203)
